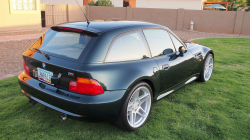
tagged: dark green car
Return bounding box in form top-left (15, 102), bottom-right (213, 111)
top-left (18, 20), bottom-right (214, 131)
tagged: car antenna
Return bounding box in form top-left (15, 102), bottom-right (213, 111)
top-left (74, 0), bottom-right (90, 27)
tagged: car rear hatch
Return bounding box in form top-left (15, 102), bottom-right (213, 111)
top-left (22, 26), bottom-right (100, 90)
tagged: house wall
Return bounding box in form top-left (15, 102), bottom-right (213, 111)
top-left (136, 0), bottom-right (204, 10)
top-left (111, 0), bottom-right (123, 7)
top-left (112, 0), bottom-right (204, 10)
top-left (0, 0), bottom-right (41, 33)
top-left (40, 0), bottom-right (83, 5)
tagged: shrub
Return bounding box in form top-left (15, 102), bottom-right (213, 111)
top-left (88, 0), bottom-right (114, 7)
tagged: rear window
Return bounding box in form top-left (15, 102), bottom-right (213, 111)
top-left (31, 29), bottom-right (92, 60)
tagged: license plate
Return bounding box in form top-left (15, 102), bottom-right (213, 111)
top-left (37, 68), bottom-right (53, 85)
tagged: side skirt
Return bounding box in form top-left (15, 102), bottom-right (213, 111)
top-left (155, 74), bottom-right (199, 101)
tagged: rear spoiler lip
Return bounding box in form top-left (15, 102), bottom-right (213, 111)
top-left (51, 25), bottom-right (102, 36)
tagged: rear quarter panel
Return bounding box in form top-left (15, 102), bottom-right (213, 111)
top-left (76, 59), bottom-right (161, 96)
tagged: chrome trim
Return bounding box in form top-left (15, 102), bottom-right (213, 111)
top-left (157, 90), bottom-right (174, 100)
top-left (185, 77), bottom-right (197, 84)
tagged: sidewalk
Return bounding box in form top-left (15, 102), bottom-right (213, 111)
top-left (0, 30), bottom-right (250, 80)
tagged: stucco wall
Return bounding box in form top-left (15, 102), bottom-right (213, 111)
top-left (87, 6), bottom-right (249, 35)
top-left (89, 6), bottom-right (127, 20)
top-left (0, 0), bottom-right (42, 33)
top-left (132, 8), bottom-right (178, 30)
top-left (241, 12), bottom-right (250, 35)
top-left (183, 10), bottom-right (236, 34)
top-left (68, 5), bottom-right (88, 22)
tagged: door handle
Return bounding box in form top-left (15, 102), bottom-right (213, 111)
top-left (162, 64), bottom-right (170, 70)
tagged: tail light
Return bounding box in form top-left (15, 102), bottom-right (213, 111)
top-left (23, 60), bottom-right (30, 75)
top-left (69, 77), bottom-right (104, 95)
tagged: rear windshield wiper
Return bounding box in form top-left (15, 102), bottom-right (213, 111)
top-left (33, 48), bottom-right (50, 60)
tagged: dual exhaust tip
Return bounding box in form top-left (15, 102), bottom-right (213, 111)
top-left (29, 99), bottom-right (68, 122)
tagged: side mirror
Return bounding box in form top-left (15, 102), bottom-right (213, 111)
top-left (163, 48), bottom-right (174, 55)
top-left (178, 46), bottom-right (186, 57)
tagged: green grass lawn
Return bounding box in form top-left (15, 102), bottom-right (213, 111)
top-left (1, 38), bottom-right (250, 139)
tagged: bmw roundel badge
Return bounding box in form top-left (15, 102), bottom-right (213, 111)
top-left (42, 63), bottom-right (46, 69)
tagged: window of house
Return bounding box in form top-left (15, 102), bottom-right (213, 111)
top-left (12, 0), bottom-right (36, 11)
top-left (105, 31), bottom-right (150, 62)
top-left (143, 30), bottom-right (176, 57)
top-left (9, 0), bottom-right (40, 14)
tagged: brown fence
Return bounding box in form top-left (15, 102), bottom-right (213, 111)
top-left (88, 6), bottom-right (250, 35)
top-left (40, 4), bottom-right (250, 35)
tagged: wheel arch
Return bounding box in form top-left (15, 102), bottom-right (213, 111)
top-left (127, 77), bottom-right (160, 99)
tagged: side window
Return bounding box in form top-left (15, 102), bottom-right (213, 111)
top-left (169, 34), bottom-right (184, 49)
top-left (143, 30), bottom-right (176, 57)
top-left (106, 31), bottom-right (150, 62)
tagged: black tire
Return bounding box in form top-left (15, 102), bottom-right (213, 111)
top-left (112, 82), bottom-right (153, 131)
top-left (199, 53), bottom-right (214, 82)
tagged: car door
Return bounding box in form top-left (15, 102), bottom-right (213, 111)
top-left (143, 29), bottom-right (194, 92)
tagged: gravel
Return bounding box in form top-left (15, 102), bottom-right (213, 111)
top-left (0, 39), bottom-right (36, 77)
top-left (0, 28), bottom-right (48, 37)
top-left (0, 30), bottom-right (250, 77)
top-left (173, 30), bottom-right (250, 42)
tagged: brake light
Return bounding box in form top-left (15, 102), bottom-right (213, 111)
top-left (58, 27), bottom-right (82, 32)
top-left (23, 60), bottom-right (30, 75)
top-left (69, 77), bottom-right (104, 95)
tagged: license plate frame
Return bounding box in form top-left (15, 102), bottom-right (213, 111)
top-left (37, 68), bottom-right (54, 85)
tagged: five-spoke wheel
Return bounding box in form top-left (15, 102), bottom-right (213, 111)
top-left (127, 86), bottom-right (151, 128)
top-left (200, 53), bottom-right (214, 82)
top-left (113, 82), bottom-right (152, 131)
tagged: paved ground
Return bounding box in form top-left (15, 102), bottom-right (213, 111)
top-left (0, 29), bottom-right (250, 80)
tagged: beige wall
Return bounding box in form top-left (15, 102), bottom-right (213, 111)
top-left (68, 5), bottom-right (88, 22)
top-left (2, 2), bottom-right (249, 35)
top-left (183, 10), bottom-right (236, 34)
top-left (0, 0), bottom-right (42, 33)
top-left (132, 8), bottom-right (178, 29)
top-left (87, 6), bottom-right (249, 35)
top-left (241, 12), bottom-right (250, 35)
top-left (89, 6), bottom-right (127, 20)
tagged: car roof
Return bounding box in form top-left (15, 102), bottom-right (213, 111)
top-left (55, 20), bottom-right (164, 35)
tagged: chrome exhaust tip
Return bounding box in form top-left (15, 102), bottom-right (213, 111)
top-left (59, 113), bottom-right (67, 122)
top-left (29, 99), bottom-right (37, 106)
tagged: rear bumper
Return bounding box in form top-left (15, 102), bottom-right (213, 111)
top-left (18, 72), bottom-right (127, 119)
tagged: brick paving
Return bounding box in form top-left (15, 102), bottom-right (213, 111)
top-left (0, 29), bottom-right (250, 80)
